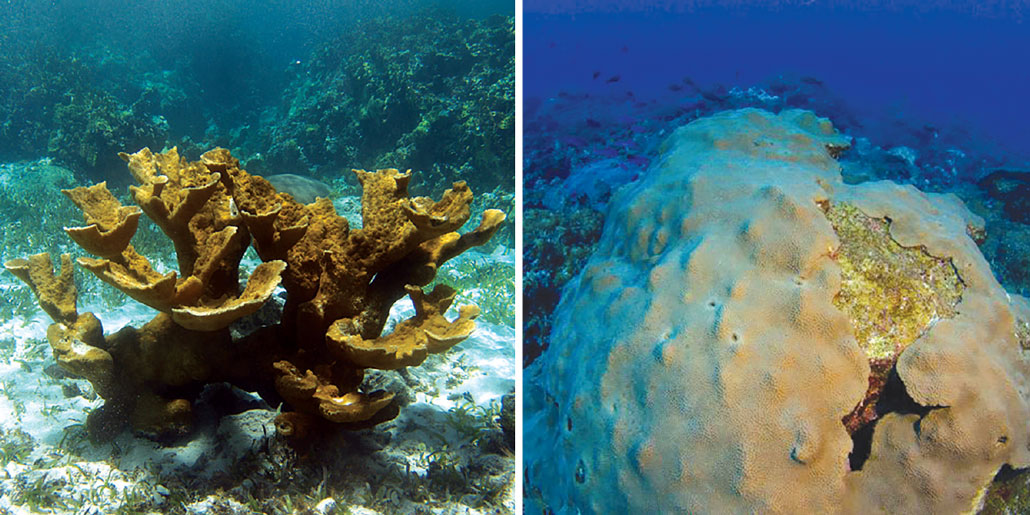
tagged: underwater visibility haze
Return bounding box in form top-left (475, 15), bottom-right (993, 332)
top-left (523, 1), bottom-right (1030, 513)
top-left (0, 1), bottom-right (515, 513)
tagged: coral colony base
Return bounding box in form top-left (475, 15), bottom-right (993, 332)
top-left (4, 146), bottom-right (504, 446)
top-left (524, 109), bottom-right (1030, 514)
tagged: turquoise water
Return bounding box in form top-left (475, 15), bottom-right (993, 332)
top-left (0, 1), bottom-right (515, 513)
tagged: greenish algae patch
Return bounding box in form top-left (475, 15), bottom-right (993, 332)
top-left (823, 200), bottom-right (966, 434)
top-left (823, 201), bottom-right (964, 360)
top-left (979, 468), bottom-right (1030, 515)
top-left (1016, 317), bottom-right (1030, 351)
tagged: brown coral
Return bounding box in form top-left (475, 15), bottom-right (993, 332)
top-left (327, 284), bottom-right (480, 370)
top-left (5, 146), bottom-right (504, 441)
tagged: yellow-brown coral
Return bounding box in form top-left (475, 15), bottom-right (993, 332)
top-left (327, 284), bottom-right (480, 369)
top-left (5, 146), bottom-right (504, 442)
top-left (4, 253), bottom-right (79, 324)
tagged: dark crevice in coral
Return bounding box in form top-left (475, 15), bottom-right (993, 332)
top-left (848, 366), bottom-right (935, 471)
top-left (875, 367), bottom-right (935, 418)
top-left (994, 464), bottom-right (1028, 483)
top-left (978, 464), bottom-right (1030, 512)
top-left (848, 419), bottom-right (877, 471)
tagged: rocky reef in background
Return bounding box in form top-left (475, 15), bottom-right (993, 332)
top-left (0, 7), bottom-right (515, 199)
top-left (525, 108), bottom-right (1030, 513)
top-left (0, 47), bottom-right (170, 184)
top-left (258, 11), bottom-right (515, 196)
top-left (5, 147), bottom-right (504, 444)
top-left (522, 207), bottom-right (604, 366)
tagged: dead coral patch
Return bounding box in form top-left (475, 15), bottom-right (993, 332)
top-left (1016, 317), bottom-right (1030, 352)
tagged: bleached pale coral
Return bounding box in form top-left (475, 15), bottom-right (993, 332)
top-left (524, 108), bottom-right (1030, 514)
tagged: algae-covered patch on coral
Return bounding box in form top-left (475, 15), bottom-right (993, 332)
top-left (823, 201), bottom-right (964, 360)
top-left (1016, 317), bottom-right (1030, 351)
top-left (824, 200), bottom-right (965, 434)
top-left (979, 468), bottom-right (1030, 515)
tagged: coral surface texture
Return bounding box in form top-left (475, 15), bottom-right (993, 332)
top-left (524, 108), bottom-right (1030, 514)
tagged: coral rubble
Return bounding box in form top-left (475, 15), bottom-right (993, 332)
top-left (5, 147), bottom-right (504, 442)
top-left (524, 109), bottom-right (1030, 514)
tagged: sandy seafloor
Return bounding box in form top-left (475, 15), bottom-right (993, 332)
top-left (0, 184), bottom-right (516, 514)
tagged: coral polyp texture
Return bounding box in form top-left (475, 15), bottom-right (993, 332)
top-left (523, 108), bottom-right (1030, 514)
top-left (5, 147), bottom-right (504, 442)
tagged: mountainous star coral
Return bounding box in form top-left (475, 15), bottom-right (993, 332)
top-left (524, 108), bottom-right (1030, 514)
top-left (5, 147), bottom-right (504, 442)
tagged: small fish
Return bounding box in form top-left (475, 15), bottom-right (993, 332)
top-left (668, 83), bottom-right (683, 92)
top-left (620, 45), bottom-right (629, 53)
top-left (800, 76), bottom-right (824, 86)
top-left (263, 174), bottom-right (331, 204)
top-left (592, 71), bottom-right (601, 79)
top-left (606, 75), bottom-right (621, 84)
top-left (586, 118), bottom-right (602, 128)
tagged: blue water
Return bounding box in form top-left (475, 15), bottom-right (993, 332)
top-left (526, 2), bottom-right (1030, 164)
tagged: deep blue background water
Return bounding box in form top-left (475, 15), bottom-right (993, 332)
top-left (525, 1), bottom-right (1030, 164)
